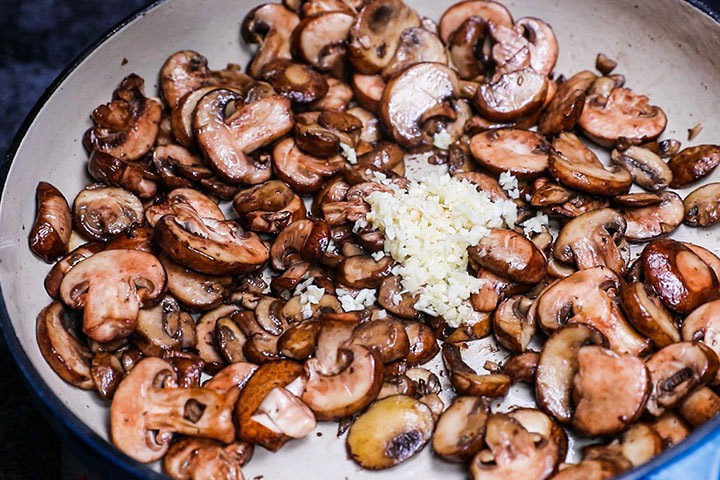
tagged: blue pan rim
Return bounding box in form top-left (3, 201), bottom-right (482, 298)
top-left (1, 0), bottom-right (719, 478)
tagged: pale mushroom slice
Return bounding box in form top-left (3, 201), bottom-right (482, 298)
top-left (347, 394), bottom-right (434, 470)
top-left (163, 437), bottom-right (249, 480)
top-left (433, 396), bottom-right (490, 462)
top-left (683, 182), bottom-right (720, 227)
top-left (381, 27), bottom-right (449, 80)
top-left (640, 238), bottom-right (720, 314)
top-left (85, 74), bottom-right (162, 161)
top-left (473, 68), bottom-right (548, 122)
top-left (682, 299), bottom-right (720, 383)
top-left (469, 128), bottom-right (550, 178)
top-left (59, 249), bottom-right (166, 343)
top-left (532, 266), bottom-right (650, 355)
top-left (489, 18), bottom-right (557, 77)
top-left (622, 191), bottom-right (683, 242)
top-left (442, 343), bottom-right (511, 398)
top-left (309, 77), bottom-right (354, 111)
top-left (194, 90), bottom-right (293, 185)
top-left (578, 87), bottom-right (667, 147)
top-left (352, 73), bottom-right (386, 113)
top-left (347, 0), bottom-right (421, 74)
top-left (668, 144), bottom-right (720, 188)
top-left (160, 254), bottom-right (234, 311)
top-left (492, 295), bottom-right (535, 353)
top-left (469, 413), bottom-right (558, 480)
top-left (468, 228), bottom-right (547, 284)
top-left (506, 408), bottom-right (568, 463)
top-left (572, 345), bottom-right (651, 436)
top-left (611, 144), bottom-right (673, 192)
top-left (514, 17), bottom-right (559, 76)
top-left (379, 62), bottom-right (459, 149)
top-left (272, 137), bottom-right (347, 194)
top-left (30, 181), bottom-right (72, 262)
top-left (645, 341), bottom-right (719, 416)
top-left (292, 11), bottom-right (355, 77)
top-left (36, 301), bottom-right (94, 390)
top-left (438, 0), bottom-right (513, 43)
top-left (678, 386), bottom-right (720, 427)
top-left (620, 281), bottom-right (680, 348)
top-left (549, 132), bottom-right (632, 196)
top-left (72, 184), bottom-right (144, 242)
top-left (242, 3), bottom-right (300, 78)
top-left (535, 323), bottom-right (608, 424)
top-left (651, 412), bottom-right (691, 448)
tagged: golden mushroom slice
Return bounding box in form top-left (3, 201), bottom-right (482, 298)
top-left (381, 27), bottom-right (448, 80)
top-left (469, 128), bottom-right (550, 179)
top-left (611, 144), bottom-right (673, 192)
top-left (292, 11), bottom-right (355, 76)
top-left (682, 299), bottom-right (720, 383)
top-left (346, 394), bottom-right (434, 470)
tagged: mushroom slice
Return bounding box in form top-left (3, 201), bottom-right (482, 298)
top-left (507, 408), bottom-right (568, 463)
top-left (161, 254), bottom-right (234, 311)
top-left (404, 320), bottom-right (439, 365)
top-left (442, 343), bottom-right (511, 398)
top-left (549, 132), bottom-right (632, 196)
top-left (438, 0), bottom-right (513, 43)
top-left (683, 242), bottom-right (720, 281)
top-left (233, 180), bottom-right (306, 234)
top-left (651, 412), bottom-right (691, 448)
top-left (620, 281), bottom-right (680, 348)
top-left (468, 228), bottom-right (547, 284)
top-left (640, 238), bottom-right (720, 314)
top-left (272, 137), bottom-right (346, 194)
top-left (44, 242), bottom-right (104, 299)
top-left (537, 77), bottom-right (587, 138)
top-left (85, 74), bottom-right (162, 161)
top-left (160, 50), bottom-right (213, 108)
top-left (553, 208), bottom-right (627, 275)
top-left (683, 182), bottom-right (720, 227)
top-left (194, 89), bottom-right (293, 184)
top-left (309, 77), bottom-right (354, 111)
top-left (502, 351), bottom-right (539, 384)
top-left (133, 296), bottom-right (197, 356)
top-left (347, 0), bottom-right (421, 74)
top-left (379, 62), bottom-right (460, 149)
top-left (242, 3), bottom-right (300, 78)
top-left (531, 177), bottom-right (610, 218)
top-left (469, 128), bottom-right (550, 178)
top-left (145, 187), bottom-right (224, 228)
top-left (668, 144), bottom-right (720, 188)
top-left (347, 394), bottom-right (434, 470)
top-left (155, 207), bottom-right (269, 276)
top-left (572, 345), bottom-right (650, 436)
top-left (615, 423), bottom-right (664, 467)
top-left (610, 144), bottom-right (673, 191)
top-left (578, 87), bottom-right (667, 147)
top-left (352, 74), bottom-right (385, 113)
top-left (551, 459), bottom-right (625, 480)
top-left (493, 296), bottom-right (535, 353)
top-left (30, 181), bottom-right (72, 262)
top-left (474, 68), bottom-right (548, 123)
top-left (535, 324), bottom-right (608, 424)
top-left (515, 17), bottom-right (559, 76)
top-left (433, 396), bottom-right (489, 462)
top-left (292, 11), bottom-right (355, 76)
top-left (378, 276), bottom-right (418, 319)
top-left (235, 360), bottom-right (314, 451)
top-left (302, 344), bottom-right (383, 420)
top-left (682, 300), bottom-right (720, 382)
top-left (645, 341), bottom-right (719, 416)
top-left (277, 320), bottom-right (322, 360)
top-left (470, 413), bottom-right (558, 480)
top-left (350, 318), bottom-right (410, 364)
top-left (163, 437), bottom-right (247, 480)
top-left (88, 150), bottom-right (158, 200)
top-left (59, 249), bottom-right (166, 343)
top-left (381, 27), bottom-right (448, 80)
top-left (469, 267), bottom-right (528, 313)
top-left (36, 302), bottom-right (94, 390)
top-left (532, 266), bottom-right (649, 355)
top-left (259, 59), bottom-right (329, 104)
top-left (91, 351), bottom-right (124, 400)
top-left (678, 386), bottom-right (720, 427)
top-left (196, 305), bottom-right (241, 373)
top-left (271, 219), bottom-right (331, 270)
top-left (447, 16), bottom-right (487, 80)
top-left (622, 191), bottom-right (683, 242)
top-left (454, 171), bottom-right (508, 202)
top-left (337, 255), bottom-right (394, 289)
top-left (73, 184), bottom-right (144, 242)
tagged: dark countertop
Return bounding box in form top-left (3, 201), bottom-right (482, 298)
top-left (2, 0), bottom-right (720, 479)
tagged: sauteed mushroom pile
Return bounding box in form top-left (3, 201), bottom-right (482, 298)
top-left (28, 0), bottom-right (720, 478)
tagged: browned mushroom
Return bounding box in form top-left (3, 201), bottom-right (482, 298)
top-left (620, 281), bottom-right (680, 348)
top-left (242, 3), bottom-right (300, 78)
top-left (682, 300), bottom-right (720, 382)
top-left (346, 394), bottom-right (434, 469)
top-left (381, 27), bottom-right (448, 80)
top-left (145, 187), bottom-right (224, 228)
top-left (514, 17), bottom-right (558, 76)
top-left (196, 305), bottom-right (241, 373)
top-left (90, 351), bottom-right (124, 400)
top-left (337, 254), bottom-right (394, 289)
top-left (132, 296), bottom-right (197, 356)
top-left (493, 295), bottom-right (535, 353)
top-left (351, 74), bottom-right (385, 113)
top-left (232, 180), bottom-right (306, 235)
top-left (537, 77), bottom-right (588, 137)
top-left (438, 0), bottom-right (513, 43)
top-left (683, 182), bottom-right (720, 227)
top-left (622, 191), bottom-right (684, 242)
top-left (678, 386), bottom-right (720, 427)
top-left (160, 254), bottom-right (234, 311)
top-left (578, 87), bottom-right (667, 147)
top-left (469, 128), bottom-right (550, 178)
top-left (474, 68), bottom-right (548, 122)
top-left (610, 144), bottom-right (673, 192)
top-left (432, 395), bottom-right (489, 462)
top-left (29, 181), bottom-right (72, 262)
top-left (72, 184), bottom-right (144, 242)
top-left (531, 177), bottom-right (610, 218)
top-left (160, 50), bottom-right (213, 109)
top-left (571, 345), bottom-right (650, 436)
top-left (163, 437), bottom-right (251, 480)
top-left (640, 238), bottom-right (720, 314)
top-left (44, 242), bottom-right (104, 299)
top-left (650, 412), bottom-right (691, 448)
top-left (292, 11), bottom-right (354, 78)
top-left (447, 16), bottom-right (487, 80)
top-left (272, 137), bottom-right (347, 193)
top-left (469, 228), bottom-right (547, 284)
top-left (59, 249), bottom-right (166, 343)
top-left (259, 59), bottom-right (329, 104)
top-left (667, 144), bottom-right (720, 188)
top-left (87, 150), bottom-right (158, 200)
top-left (270, 219), bottom-right (330, 270)
top-left (403, 320), bottom-right (440, 365)
top-left (442, 343), bottom-right (511, 397)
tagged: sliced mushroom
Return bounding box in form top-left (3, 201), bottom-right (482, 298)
top-left (160, 254), bottom-right (234, 311)
top-left (349, 318), bottom-right (410, 363)
top-left (469, 128), bottom-right (550, 178)
top-left (572, 345), bottom-right (650, 436)
top-left (347, 0), bottom-right (421, 74)
top-left (640, 238), bottom-right (720, 314)
top-left (442, 343), bottom-right (511, 397)
top-left (91, 351), bottom-right (124, 400)
top-left (44, 242), bottom-right (104, 299)
top-left (351, 74), bottom-right (386, 113)
top-left (473, 68), bottom-right (548, 123)
top-left (531, 177), bottom-right (610, 218)
top-left (292, 11), bottom-right (354, 78)
top-left (668, 144), bottom-right (720, 188)
top-left (447, 16), bottom-right (487, 80)
top-left (88, 150), bottom-right (158, 200)
top-left (73, 184), bottom-right (144, 242)
top-left (163, 437), bottom-right (249, 480)
top-left (233, 180), bottom-right (307, 234)
top-left (493, 296), bottom-right (535, 353)
top-left (259, 59), bottom-right (328, 104)
top-left (683, 182), bottom-right (720, 227)
top-left (270, 219), bottom-right (331, 270)
top-left (85, 74), bottom-right (162, 161)
top-left (160, 50), bottom-right (213, 109)
top-left (553, 208), bottom-right (627, 275)
top-left (196, 305), bottom-right (241, 373)
top-left (502, 351), bottom-right (539, 384)
top-left (36, 301), bottom-right (94, 390)
top-left (346, 394), bottom-right (434, 469)
top-left (432, 396), bottom-right (489, 462)
top-left (438, 0), bottom-right (513, 43)
top-left (507, 407), bottom-right (567, 463)
top-left (337, 254), bottom-right (394, 289)
top-left (682, 299), bottom-right (720, 382)
top-left (403, 320), bottom-right (439, 365)
top-left (620, 281), bottom-right (680, 348)
top-left (549, 132), bottom-right (632, 196)
top-left (537, 76), bottom-right (588, 137)
top-left (645, 341), bottom-right (719, 416)
top-left (277, 320), bottom-right (322, 360)
top-left (469, 228), bottom-right (547, 284)
top-left (651, 412), bottom-right (691, 448)
top-left (610, 144), bottom-right (673, 191)
top-left (379, 62), bottom-right (459, 149)
top-left (514, 17), bottom-right (558, 76)
top-left (29, 181), bottom-right (72, 262)
top-left (194, 90), bottom-right (293, 184)
top-left (272, 137), bottom-right (347, 194)
top-left (381, 27), bottom-right (448, 80)
top-left (309, 77), bottom-right (354, 111)
top-left (622, 191), bottom-right (683, 242)
top-left (242, 3), bottom-right (300, 78)
top-left (469, 413), bottom-right (558, 480)
top-left (132, 296), bottom-right (197, 356)
top-left (146, 187), bottom-right (224, 228)
top-left (377, 276), bottom-right (418, 319)
top-left (552, 460), bottom-right (625, 480)
top-left (579, 87), bottom-right (667, 147)
top-left (59, 249), bottom-right (166, 343)
top-left (678, 386), bottom-right (720, 427)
